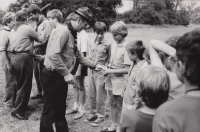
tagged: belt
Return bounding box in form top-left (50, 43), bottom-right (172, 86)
top-left (10, 51), bottom-right (30, 55)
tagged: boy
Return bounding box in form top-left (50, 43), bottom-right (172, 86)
top-left (27, 4), bottom-right (52, 102)
top-left (39, 8), bottom-right (103, 132)
top-left (121, 65), bottom-right (170, 132)
top-left (0, 12), bottom-right (16, 109)
top-left (83, 22), bottom-right (110, 126)
top-left (153, 29), bottom-right (200, 132)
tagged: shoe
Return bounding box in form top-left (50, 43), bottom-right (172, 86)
top-left (11, 112), bottom-right (28, 120)
top-left (38, 97), bottom-right (44, 104)
top-left (30, 94), bottom-right (42, 100)
top-left (66, 109), bottom-right (78, 115)
top-left (84, 114), bottom-right (98, 123)
top-left (91, 117), bottom-right (104, 127)
top-left (74, 110), bottom-right (85, 120)
top-left (100, 128), bottom-right (116, 132)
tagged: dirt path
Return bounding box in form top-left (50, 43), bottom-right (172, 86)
top-left (0, 24), bottom-right (199, 132)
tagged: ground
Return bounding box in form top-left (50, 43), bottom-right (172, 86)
top-left (0, 24), bottom-right (199, 132)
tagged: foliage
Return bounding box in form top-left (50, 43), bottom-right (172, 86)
top-left (119, 0), bottom-right (189, 26)
top-left (0, 10), bottom-right (6, 24)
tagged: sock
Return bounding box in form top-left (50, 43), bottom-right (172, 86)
top-left (108, 123), bottom-right (117, 131)
top-left (73, 102), bottom-right (79, 110)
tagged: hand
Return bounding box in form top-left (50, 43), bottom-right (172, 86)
top-left (100, 68), bottom-right (110, 76)
top-left (64, 73), bottom-right (75, 84)
top-left (75, 70), bottom-right (81, 76)
top-left (34, 55), bottom-right (45, 62)
top-left (96, 64), bottom-right (107, 70)
top-left (3, 60), bottom-right (12, 71)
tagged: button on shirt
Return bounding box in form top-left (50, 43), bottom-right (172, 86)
top-left (8, 24), bottom-right (39, 53)
top-left (88, 39), bottom-right (111, 66)
top-left (109, 41), bottom-right (132, 69)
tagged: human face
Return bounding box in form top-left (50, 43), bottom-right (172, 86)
top-left (48, 17), bottom-right (56, 28)
top-left (95, 31), bottom-right (105, 42)
top-left (75, 17), bottom-right (89, 32)
top-left (171, 55), bottom-right (184, 83)
top-left (28, 13), bottom-right (39, 21)
top-left (112, 33), bottom-right (123, 43)
top-left (127, 51), bottom-right (136, 61)
top-left (8, 18), bottom-right (16, 29)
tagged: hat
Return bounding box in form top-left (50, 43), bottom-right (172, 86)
top-left (74, 7), bottom-right (93, 25)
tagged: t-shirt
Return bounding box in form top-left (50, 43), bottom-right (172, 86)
top-left (0, 26), bottom-right (11, 52)
top-left (153, 95), bottom-right (200, 132)
top-left (121, 109), bottom-right (154, 132)
top-left (8, 24), bottom-right (39, 53)
top-left (77, 30), bottom-right (88, 53)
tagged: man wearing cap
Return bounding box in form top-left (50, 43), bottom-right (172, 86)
top-left (27, 4), bottom-right (52, 102)
top-left (0, 12), bottom-right (16, 110)
top-left (37, 7), bottom-right (104, 132)
top-left (8, 10), bottom-right (47, 120)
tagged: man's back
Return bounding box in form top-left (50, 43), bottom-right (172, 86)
top-left (153, 95), bottom-right (200, 132)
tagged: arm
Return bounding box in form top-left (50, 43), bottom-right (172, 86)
top-left (0, 51), bottom-right (11, 70)
top-left (76, 51), bottom-right (96, 69)
top-left (103, 65), bottom-right (130, 74)
top-left (75, 52), bottom-right (86, 76)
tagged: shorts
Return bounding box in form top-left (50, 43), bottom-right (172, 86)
top-left (71, 61), bottom-right (88, 77)
top-left (105, 73), bottom-right (127, 95)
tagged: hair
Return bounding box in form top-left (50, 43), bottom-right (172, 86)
top-left (2, 12), bottom-right (15, 26)
top-left (27, 16), bottom-right (38, 23)
top-left (110, 21), bottom-right (128, 38)
top-left (94, 22), bottom-right (107, 33)
top-left (47, 9), bottom-right (63, 23)
top-left (27, 4), bottom-right (41, 15)
top-left (16, 10), bottom-right (27, 21)
top-left (136, 65), bottom-right (170, 109)
top-left (125, 40), bottom-right (145, 60)
top-left (175, 28), bottom-right (200, 87)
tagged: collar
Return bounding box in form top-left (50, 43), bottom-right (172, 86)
top-left (117, 40), bottom-right (126, 47)
top-left (3, 26), bottom-right (11, 31)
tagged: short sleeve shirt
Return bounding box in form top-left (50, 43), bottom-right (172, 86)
top-left (109, 40), bottom-right (132, 68)
top-left (8, 24), bottom-right (39, 53)
top-left (88, 39), bottom-right (110, 66)
top-left (77, 30), bottom-right (88, 53)
top-left (0, 26), bottom-right (11, 52)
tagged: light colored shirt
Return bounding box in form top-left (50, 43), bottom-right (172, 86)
top-left (122, 60), bottom-right (148, 105)
top-left (0, 26), bottom-right (11, 52)
top-left (88, 38), bottom-right (111, 66)
top-left (77, 30), bottom-right (88, 53)
top-left (8, 24), bottom-right (39, 53)
top-left (109, 40), bottom-right (132, 69)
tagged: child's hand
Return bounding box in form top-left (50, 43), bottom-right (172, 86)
top-left (101, 68), bottom-right (110, 76)
top-left (34, 55), bottom-right (45, 61)
top-left (96, 64), bottom-right (107, 70)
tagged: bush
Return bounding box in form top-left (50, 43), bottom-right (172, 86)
top-left (120, 9), bottom-right (140, 24)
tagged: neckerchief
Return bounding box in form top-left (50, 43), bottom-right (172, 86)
top-left (3, 26), bottom-right (11, 32)
top-left (37, 16), bottom-right (46, 27)
top-left (13, 21), bottom-right (26, 32)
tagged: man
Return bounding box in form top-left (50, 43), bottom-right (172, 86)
top-left (37, 7), bottom-right (104, 132)
top-left (27, 4), bottom-right (52, 102)
top-left (8, 10), bottom-right (46, 120)
top-left (0, 12), bottom-right (16, 110)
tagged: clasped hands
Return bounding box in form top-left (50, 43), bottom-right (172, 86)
top-left (95, 64), bottom-right (109, 76)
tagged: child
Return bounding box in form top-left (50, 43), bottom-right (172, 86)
top-left (66, 29), bottom-right (89, 119)
top-left (147, 37), bottom-right (185, 101)
top-left (121, 65), bottom-right (170, 132)
top-left (0, 12), bottom-right (16, 109)
top-left (101, 21), bottom-right (132, 132)
top-left (83, 22), bottom-right (111, 127)
top-left (153, 28), bottom-right (200, 132)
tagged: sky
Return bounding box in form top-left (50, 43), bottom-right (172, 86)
top-left (0, 0), bottom-right (17, 11)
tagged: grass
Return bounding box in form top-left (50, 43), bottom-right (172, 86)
top-left (0, 24), bottom-right (199, 132)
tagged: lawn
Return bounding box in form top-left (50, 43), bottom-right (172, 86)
top-left (0, 24), bottom-right (199, 132)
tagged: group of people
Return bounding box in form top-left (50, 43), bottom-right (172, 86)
top-left (0, 3), bottom-right (200, 132)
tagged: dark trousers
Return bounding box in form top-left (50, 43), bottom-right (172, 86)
top-left (2, 52), bottom-right (16, 107)
top-left (10, 53), bottom-right (33, 115)
top-left (40, 67), bottom-right (68, 132)
top-left (33, 47), bottom-right (45, 95)
top-left (33, 59), bottom-right (44, 95)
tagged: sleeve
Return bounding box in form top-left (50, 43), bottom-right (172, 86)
top-left (26, 26), bottom-right (39, 41)
top-left (48, 30), bottom-right (70, 76)
top-left (76, 50), bottom-right (96, 69)
top-left (79, 32), bottom-right (88, 53)
top-left (124, 50), bottom-right (132, 66)
top-left (0, 31), bottom-right (9, 52)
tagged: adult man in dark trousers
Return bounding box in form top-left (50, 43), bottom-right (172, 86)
top-left (36, 7), bottom-right (104, 132)
top-left (27, 4), bottom-right (52, 102)
top-left (8, 10), bottom-right (47, 120)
